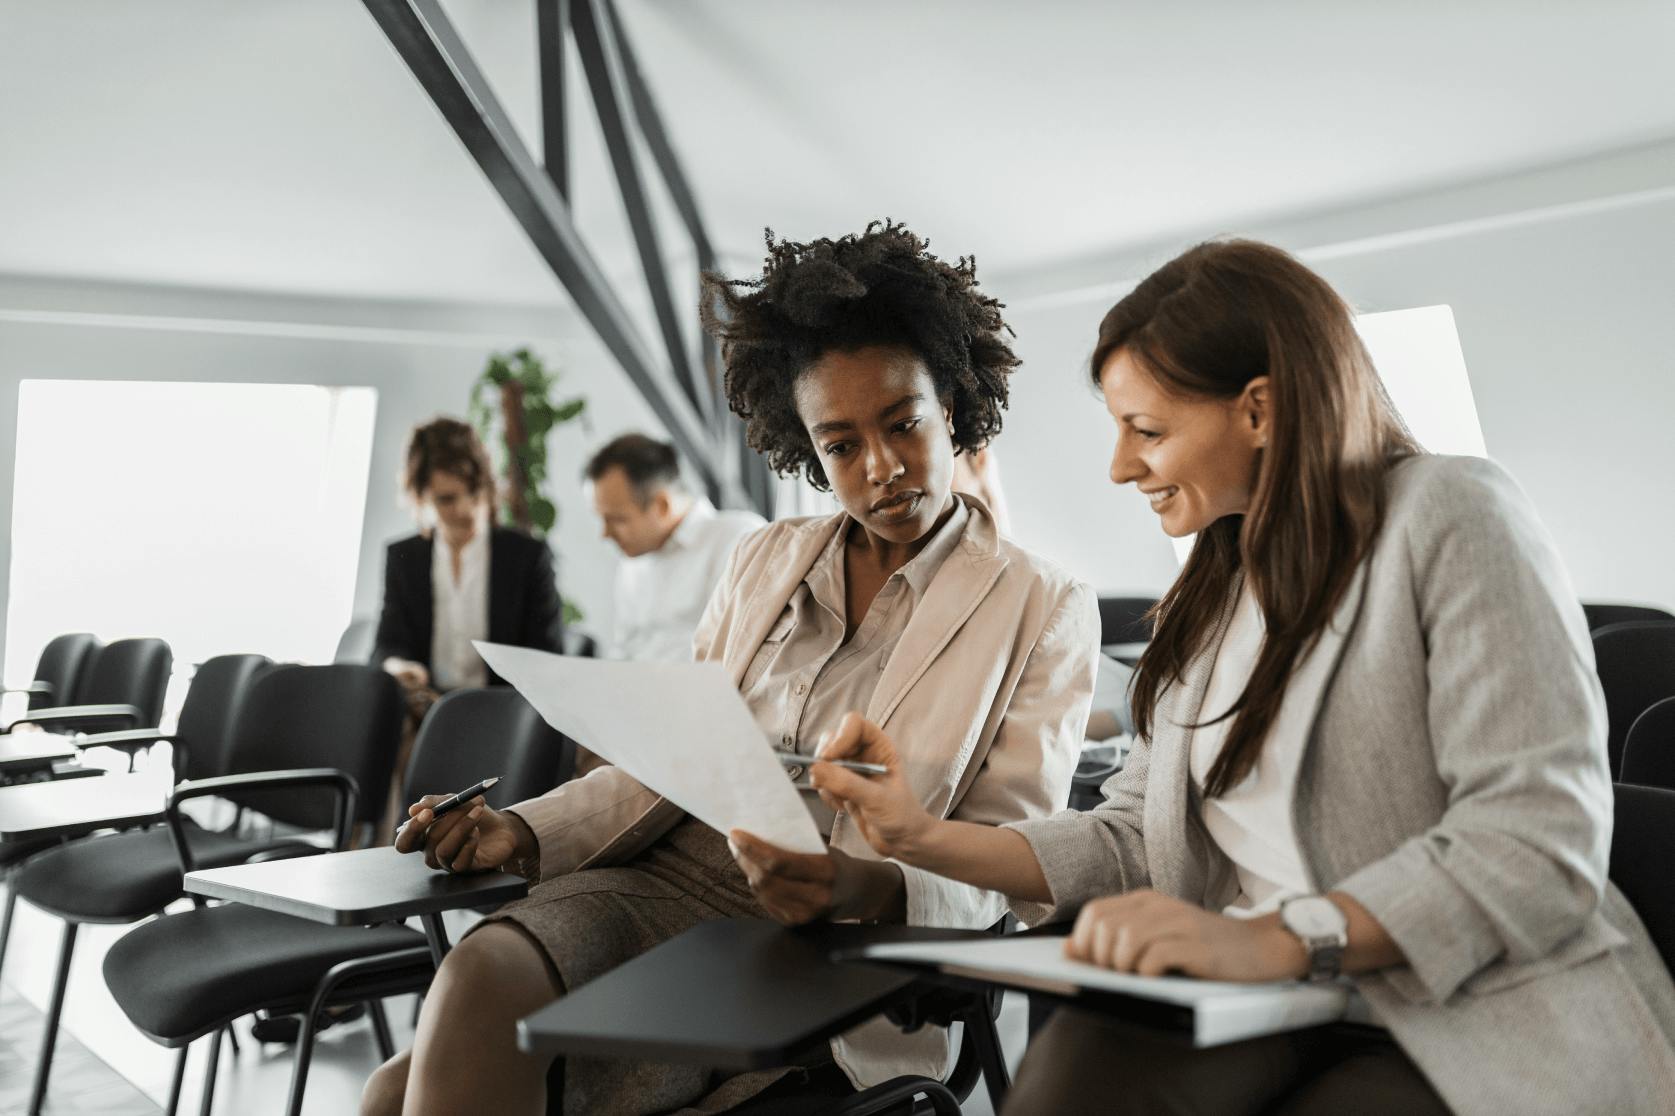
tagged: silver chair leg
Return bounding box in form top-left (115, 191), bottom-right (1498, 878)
top-left (26, 920), bottom-right (77, 1116)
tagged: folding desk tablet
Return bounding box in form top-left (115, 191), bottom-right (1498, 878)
top-left (0, 772), bottom-right (167, 842)
top-left (517, 918), bottom-right (1011, 1110)
top-left (183, 844), bottom-right (529, 964)
top-left (0, 734), bottom-right (80, 779)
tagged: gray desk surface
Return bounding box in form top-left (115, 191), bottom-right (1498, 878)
top-left (0, 733), bottom-right (80, 775)
top-left (0, 772), bottom-right (168, 842)
top-left (184, 845), bottom-right (529, 926)
top-left (518, 918), bottom-right (988, 1069)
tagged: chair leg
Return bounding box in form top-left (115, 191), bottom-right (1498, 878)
top-left (286, 1004), bottom-right (322, 1116)
top-left (367, 998), bottom-right (395, 1062)
top-left (199, 1027), bottom-right (224, 1116)
top-left (0, 868), bottom-right (17, 982)
top-left (26, 920), bottom-right (77, 1116)
top-left (166, 1044), bottom-right (189, 1116)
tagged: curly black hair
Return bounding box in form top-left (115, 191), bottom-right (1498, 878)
top-left (700, 220), bottom-right (1018, 491)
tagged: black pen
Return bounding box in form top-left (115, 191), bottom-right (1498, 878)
top-left (397, 776), bottom-right (501, 839)
top-left (430, 776), bottom-right (500, 818)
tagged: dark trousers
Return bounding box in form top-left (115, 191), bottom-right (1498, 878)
top-left (1006, 1008), bottom-right (1451, 1116)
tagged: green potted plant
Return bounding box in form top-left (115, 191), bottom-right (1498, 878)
top-left (469, 347), bottom-right (588, 622)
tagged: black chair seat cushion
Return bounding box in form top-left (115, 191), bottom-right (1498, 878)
top-left (104, 904), bottom-right (423, 1042)
top-left (0, 835), bottom-right (57, 869)
top-left (15, 820), bottom-right (315, 921)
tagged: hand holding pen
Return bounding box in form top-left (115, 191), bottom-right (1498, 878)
top-left (394, 776), bottom-right (534, 874)
top-left (807, 711), bottom-right (936, 860)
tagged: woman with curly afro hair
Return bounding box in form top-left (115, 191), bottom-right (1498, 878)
top-left (364, 221), bottom-right (1100, 1116)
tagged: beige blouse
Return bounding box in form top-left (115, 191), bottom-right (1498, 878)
top-left (738, 498), bottom-right (969, 833)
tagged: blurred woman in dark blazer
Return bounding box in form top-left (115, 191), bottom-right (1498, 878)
top-left (373, 417), bottom-right (565, 830)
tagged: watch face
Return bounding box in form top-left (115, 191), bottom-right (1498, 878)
top-left (1285, 897), bottom-right (1346, 939)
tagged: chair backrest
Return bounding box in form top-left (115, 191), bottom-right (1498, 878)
top-left (1621, 697), bottom-right (1675, 794)
top-left (1610, 783), bottom-right (1675, 972)
top-left (404, 688), bottom-right (573, 809)
top-left (174, 654), bottom-right (272, 782)
top-left (1584, 602), bottom-right (1675, 634)
top-left (73, 637), bottom-right (173, 724)
top-left (29, 632), bottom-right (99, 711)
top-left (1592, 621), bottom-right (1675, 776)
top-left (333, 616), bottom-right (378, 664)
top-left (1097, 596), bottom-right (1157, 646)
top-left (222, 663), bottom-right (404, 829)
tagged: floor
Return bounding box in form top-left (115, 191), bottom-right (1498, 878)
top-left (0, 882), bottom-right (1027, 1116)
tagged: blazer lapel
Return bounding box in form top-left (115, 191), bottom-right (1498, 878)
top-left (867, 510), bottom-right (1007, 727)
top-left (412, 535), bottom-right (435, 666)
top-left (720, 515), bottom-right (846, 686)
top-left (486, 529), bottom-right (515, 643)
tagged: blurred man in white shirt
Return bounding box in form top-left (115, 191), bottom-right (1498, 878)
top-left (585, 433), bottom-right (765, 662)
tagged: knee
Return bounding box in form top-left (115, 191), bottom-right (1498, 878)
top-left (428, 924), bottom-right (558, 1022)
top-left (360, 1050), bottom-right (409, 1116)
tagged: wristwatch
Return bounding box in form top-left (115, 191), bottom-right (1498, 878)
top-left (1280, 895), bottom-right (1349, 982)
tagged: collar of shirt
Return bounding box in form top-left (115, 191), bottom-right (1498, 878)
top-left (805, 494), bottom-right (969, 617)
top-left (663, 497), bottom-right (717, 555)
top-left (431, 523), bottom-right (489, 586)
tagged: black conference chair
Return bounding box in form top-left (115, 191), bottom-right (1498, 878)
top-left (9, 636), bottom-right (173, 745)
top-left (103, 683), bottom-right (560, 1116)
top-left (1584, 602), bottom-right (1675, 635)
top-left (10, 654), bottom-right (280, 1115)
top-left (1621, 697), bottom-right (1675, 794)
top-left (15, 659), bottom-right (398, 1113)
top-left (1608, 784), bottom-right (1675, 973)
top-left (1097, 596), bottom-right (1157, 666)
top-left (1, 632), bottom-right (99, 719)
top-left (405, 686), bottom-right (574, 808)
top-left (1592, 621), bottom-right (1675, 777)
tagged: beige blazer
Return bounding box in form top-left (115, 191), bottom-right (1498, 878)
top-left (1012, 455), bottom-right (1675, 1115)
top-left (507, 496), bottom-right (1099, 1086)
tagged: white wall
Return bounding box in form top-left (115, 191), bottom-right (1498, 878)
top-left (0, 276), bottom-right (666, 669)
top-left (990, 143), bottom-right (1675, 611)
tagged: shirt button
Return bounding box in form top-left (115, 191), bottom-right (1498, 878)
top-left (795, 681), bottom-right (807, 695)
top-left (782, 734), bottom-right (794, 747)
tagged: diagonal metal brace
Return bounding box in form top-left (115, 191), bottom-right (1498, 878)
top-left (360, 0), bottom-right (718, 496)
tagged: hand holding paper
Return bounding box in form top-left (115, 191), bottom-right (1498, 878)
top-left (473, 643), bottom-right (826, 855)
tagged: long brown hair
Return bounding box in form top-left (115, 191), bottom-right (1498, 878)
top-left (1099, 240), bottom-right (1420, 796)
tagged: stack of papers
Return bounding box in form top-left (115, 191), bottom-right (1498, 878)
top-left (861, 936), bottom-right (1350, 1046)
top-left (473, 644), bottom-right (826, 855)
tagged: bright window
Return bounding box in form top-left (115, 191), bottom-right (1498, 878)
top-left (4, 380), bottom-right (377, 726)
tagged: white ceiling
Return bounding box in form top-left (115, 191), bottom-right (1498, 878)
top-left (3, 0), bottom-right (1673, 305)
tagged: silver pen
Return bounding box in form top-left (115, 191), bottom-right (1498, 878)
top-left (773, 750), bottom-right (888, 777)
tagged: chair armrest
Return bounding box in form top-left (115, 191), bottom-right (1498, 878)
top-left (1, 682), bottom-right (53, 697)
top-left (75, 728), bottom-right (175, 751)
top-left (13, 703), bottom-right (144, 731)
top-left (166, 769), bottom-right (360, 873)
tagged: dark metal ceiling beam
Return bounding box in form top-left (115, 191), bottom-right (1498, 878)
top-left (360, 0), bottom-right (719, 500)
top-left (535, 0), bottom-right (569, 202)
top-left (603, 0), bottom-right (714, 270)
top-left (572, 0), bottom-right (707, 424)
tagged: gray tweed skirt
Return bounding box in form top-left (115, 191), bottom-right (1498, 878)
top-left (470, 816), bottom-right (807, 1115)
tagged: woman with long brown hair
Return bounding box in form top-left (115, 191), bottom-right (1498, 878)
top-left (813, 239), bottom-right (1675, 1113)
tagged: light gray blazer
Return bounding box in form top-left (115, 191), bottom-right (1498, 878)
top-left (1010, 455), bottom-right (1675, 1115)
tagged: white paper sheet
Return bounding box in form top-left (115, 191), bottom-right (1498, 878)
top-left (863, 937), bottom-right (1349, 1046)
top-left (473, 643), bottom-right (826, 855)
